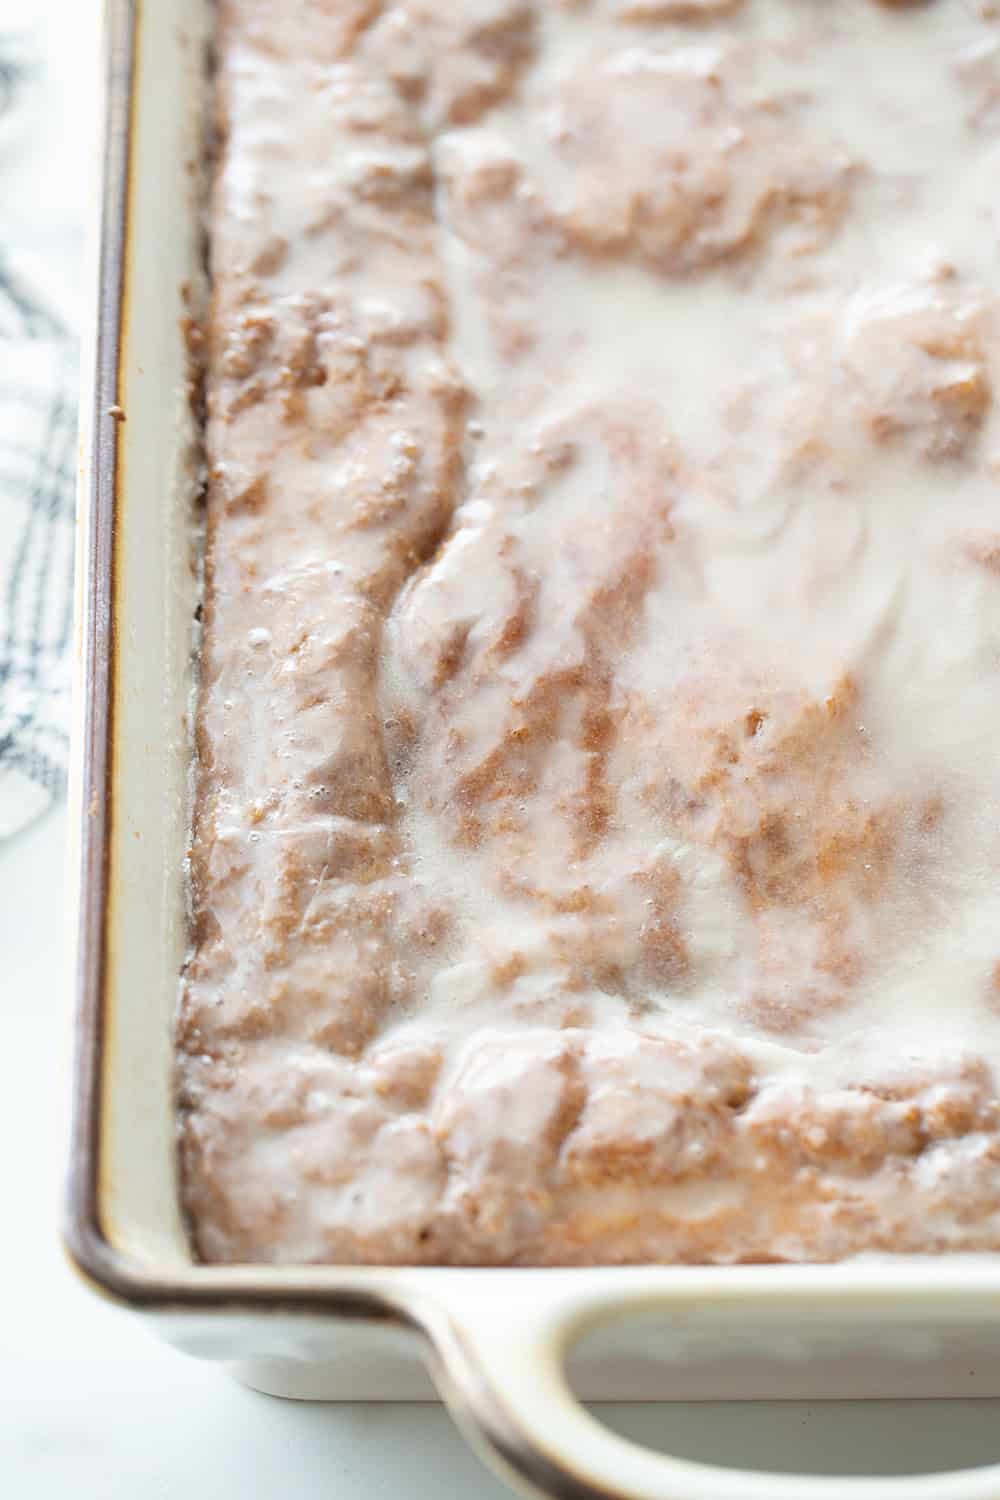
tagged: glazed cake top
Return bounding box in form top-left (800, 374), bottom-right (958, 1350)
top-left (179, 0), bottom-right (1000, 1265)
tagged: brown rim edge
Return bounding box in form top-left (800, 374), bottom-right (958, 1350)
top-left (423, 1310), bottom-right (625, 1500)
top-left (63, 0), bottom-right (135, 1305)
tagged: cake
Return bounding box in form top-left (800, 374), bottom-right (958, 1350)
top-left (179, 0), bottom-right (1000, 1264)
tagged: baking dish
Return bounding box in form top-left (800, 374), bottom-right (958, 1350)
top-left (65, 2), bottom-right (1000, 1496)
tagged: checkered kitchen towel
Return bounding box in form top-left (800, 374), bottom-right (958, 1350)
top-left (0, 26), bottom-right (80, 838)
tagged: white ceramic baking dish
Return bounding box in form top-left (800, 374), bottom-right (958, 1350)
top-left (66, 3), bottom-right (1000, 1497)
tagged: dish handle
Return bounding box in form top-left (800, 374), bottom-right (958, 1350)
top-left (410, 1282), bottom-right (1000, 1500)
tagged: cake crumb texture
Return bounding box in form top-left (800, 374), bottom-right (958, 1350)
top-left (180, 0), bottom-right (1000, 1264)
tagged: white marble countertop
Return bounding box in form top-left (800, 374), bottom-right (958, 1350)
top-left (2, 806), bottom-right (1000, 1498)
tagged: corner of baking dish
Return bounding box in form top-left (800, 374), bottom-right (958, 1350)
top-left (66, 0), bottom-right (1000, 1331)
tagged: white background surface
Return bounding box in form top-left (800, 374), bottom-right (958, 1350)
top-left (4, 0), bottom-right (1000, 1492)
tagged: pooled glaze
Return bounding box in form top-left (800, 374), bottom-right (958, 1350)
top-left (180, 0), bottom-right (1000, 1264)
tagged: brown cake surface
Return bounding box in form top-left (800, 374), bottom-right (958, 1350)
top-left (179, 0), bottom-right (1000, 1263)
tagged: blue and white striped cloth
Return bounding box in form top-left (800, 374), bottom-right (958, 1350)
top-left (0, 22), bottom-right (82, 838)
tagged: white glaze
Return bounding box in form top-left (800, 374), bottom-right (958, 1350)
top-left (180, 0), bottom-right (1000, 1265)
